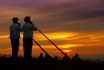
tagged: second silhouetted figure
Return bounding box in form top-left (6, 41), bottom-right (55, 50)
top-left (22, 16), bottom-right (37, 61)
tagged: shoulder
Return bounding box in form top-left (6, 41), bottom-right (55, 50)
top-left (10, 23), bottom-right (15, 27)
top-left (22, 23), bottom-right (27, 26)
top-left (28, 23), bottom-right (34, 27)
top-left (14, 24), bottom-right (21, 28)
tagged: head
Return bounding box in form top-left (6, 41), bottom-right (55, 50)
top-left (12, 17), bottom-right (19, 23)
top-left (24, 16), bottom-right (30, 22)
top-left (75, 53), bottom-right (78, 57)
top-left (64, 53), bottom-right (67, 56)
top-left (40, 53), bottom-right (43, 56)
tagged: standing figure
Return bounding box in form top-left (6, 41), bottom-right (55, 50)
top-left (72, 53), bottom-right (81, 61)
top-left (39, 53), bottom-right (43, 60)
top-left (9, 17), bottom-right (22, 60)
top-left (22, 16), bottom-right (37, 61)
top-left (44, 54), bottom-right (50, 60)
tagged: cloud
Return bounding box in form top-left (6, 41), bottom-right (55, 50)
top-left (34, 17), bottom-right (104, 33)
top-left (32, 32), bottom-right (104, 46)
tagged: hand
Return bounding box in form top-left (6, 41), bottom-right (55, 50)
top-left (17, 23), bottom-right (21, 26)
top-left (30, 21), bottom-right (34, 25)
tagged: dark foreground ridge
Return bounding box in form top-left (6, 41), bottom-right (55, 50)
top-left (0, 57), bottom-right (104, 70)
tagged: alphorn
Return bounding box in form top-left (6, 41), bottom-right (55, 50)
top-left (36, 28), bottom-right (70, 59)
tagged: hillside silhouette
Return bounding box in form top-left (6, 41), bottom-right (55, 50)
top-left (0, 55), bottom-right (104, 70)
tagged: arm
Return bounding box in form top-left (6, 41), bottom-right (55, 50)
top-left (17, 23), bottom-right (23, 32)
top-left (19, 26), bottom-right (23, 32)
top-left (17, 23), bottom-right (21, 26)
top-left (29, 21), bottom-right (37, 31)
top-left (31, 24), bottom-right (37, 31)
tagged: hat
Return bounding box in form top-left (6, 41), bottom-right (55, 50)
top-left (24, 16), bottom-right (30, 20)
top-left (12, 17), bottom-right (19, 20)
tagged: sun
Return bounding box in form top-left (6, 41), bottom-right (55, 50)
top-left (63, 50), bottom-right (72, 53)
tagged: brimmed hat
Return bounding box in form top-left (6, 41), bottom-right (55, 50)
top-left (24, 16), bottom-right (30, 20)
top-left (12, 17), bottom-right (19, 20)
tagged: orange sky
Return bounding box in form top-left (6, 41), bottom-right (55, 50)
top-left (0, 0), bottom-right (104, 59)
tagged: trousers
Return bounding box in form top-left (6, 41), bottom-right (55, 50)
top-left (23, 38), bottom-right (33, 60)
top-left (11, 38), bottom-right (19, 59)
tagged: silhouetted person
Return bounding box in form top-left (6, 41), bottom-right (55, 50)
top-left (72, 53), bottom-right (81, 61)
top-left (44, 54), bottom-right (50, 60)
top-left (54, 56), bottom-right (58, 60)
top-left (22, 16), bottom-right (37, 61)
top-left (39, 53), bottom-right (43, 60)
top-left (62, 53), bottom-right (71, 61)
top-left (97, 59), bottom-right (100, 63)
top-left (4, 55), bottom-right (6, 58)
top-left (9, 17), bottom-right (22, 60)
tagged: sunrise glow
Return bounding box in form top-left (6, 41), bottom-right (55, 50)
top-left (0, 0), bottom-right (104, 59)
